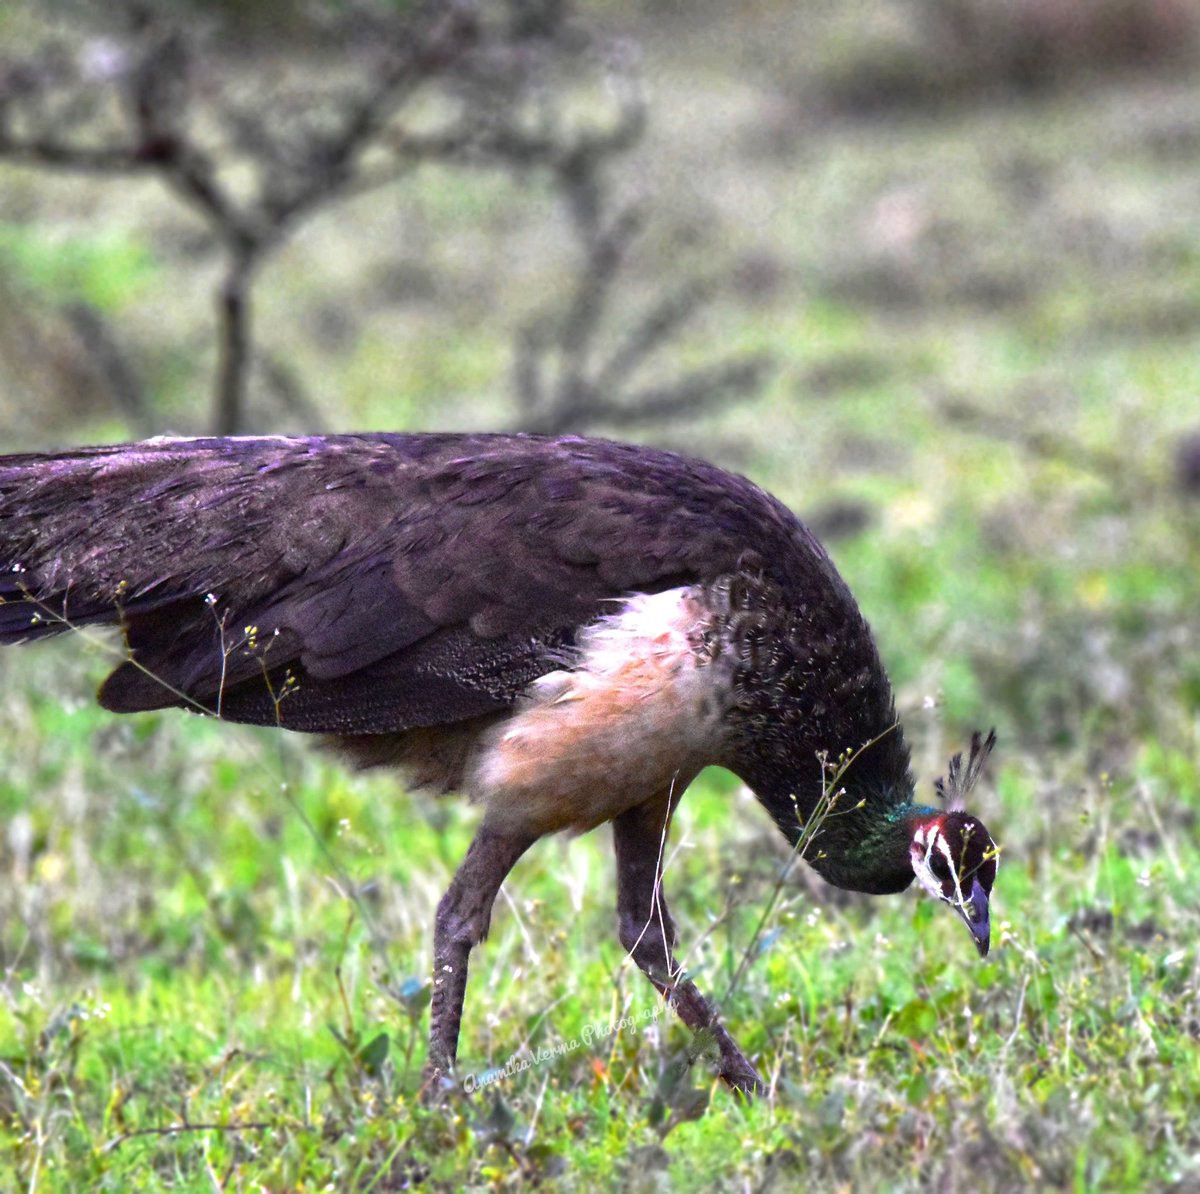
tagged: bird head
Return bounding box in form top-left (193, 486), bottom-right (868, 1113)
top-left (909, 810), bottom-right (998, 956)
top-left (908, 729), bottom-right (999, 956)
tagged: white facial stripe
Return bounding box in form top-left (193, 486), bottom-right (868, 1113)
top-left (909, 825), bottom-right (944, 901)
top-left (910, 825), bottom-right (975, 913)
top-left (933, 832), bottom-right (969, 909)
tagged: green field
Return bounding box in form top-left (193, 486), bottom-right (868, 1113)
top-left (2, 4), bottom-right (1200, 1189)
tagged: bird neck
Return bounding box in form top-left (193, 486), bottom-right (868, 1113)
top-left (746, 737), bottom-right (930, 895)
top-left (706, 563), bottom-right (925, 893)
top-left (801, 798), bottom-right (938, 894)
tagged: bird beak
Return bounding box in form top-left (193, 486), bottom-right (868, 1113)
top-left (956, 877), bottom-right (991, 957)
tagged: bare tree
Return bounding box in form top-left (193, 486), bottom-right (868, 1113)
top-left (0, 0), bottom-right (768, 436)
top-left (511, 112), bottom-right (771, 435)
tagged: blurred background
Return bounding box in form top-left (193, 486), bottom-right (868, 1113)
top-left (2, 1), bottom-right (1200, 1188)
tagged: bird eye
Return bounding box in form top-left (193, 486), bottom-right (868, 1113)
top-left (929, 852), bottom-right (952, 883)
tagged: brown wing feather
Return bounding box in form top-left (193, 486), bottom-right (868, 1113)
top-left (0, 432), bottom-right (833, 734)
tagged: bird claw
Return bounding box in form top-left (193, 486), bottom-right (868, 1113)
top-left (719, 1051), bottom-right (767, 1097)
top-left (701, 1023), bottom-right (766, 1097)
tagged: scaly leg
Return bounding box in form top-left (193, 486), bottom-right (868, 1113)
top-left (425, 822), bottom-right (538, 1083)
top-left (613, 795), bottom-right (765, 1096)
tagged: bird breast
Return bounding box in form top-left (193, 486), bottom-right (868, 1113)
top-left (470, 586), bottom-right (733, 836)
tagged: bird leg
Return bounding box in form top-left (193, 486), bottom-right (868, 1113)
top-left (426, 822), bottom-right (538, 1084)
top-left (612, 797), bottom-right (766, 1097)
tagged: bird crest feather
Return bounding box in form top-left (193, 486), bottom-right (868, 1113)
top-left (934, 728), bottom-right (997, 809)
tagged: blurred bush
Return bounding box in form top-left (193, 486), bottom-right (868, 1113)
top-left (819, 0), bottom-right (1200, 112)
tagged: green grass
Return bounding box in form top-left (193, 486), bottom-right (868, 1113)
top-left (4, 4), bottom-right (1200, 1189)
top-left (3, 701), bottom-right (1199, 1188)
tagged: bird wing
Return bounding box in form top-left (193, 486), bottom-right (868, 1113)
top-left (0, 433), bottom-right (828, 734)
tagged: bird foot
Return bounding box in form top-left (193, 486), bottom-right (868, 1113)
top-left (719, 1053), bottom-right (767, 1097)
top-left (707, 1024), bottom-right (767, 1097)
top-left (417, 1059), bottom-right (460, 1106)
